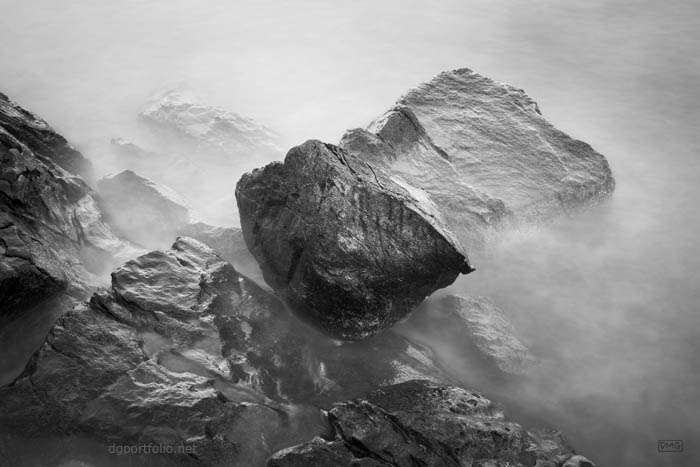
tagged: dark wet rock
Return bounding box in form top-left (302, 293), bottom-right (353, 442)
top-left (176, 222), bottom-right (268, 289)
top-left (268, 379), bottom-right (591, 467)
top-left (0, 238), bottom-right (319, 466)
top-left (340, 68), bottom-right (615, 246)
top-left (0, 92), bottom-right (93, 180)
top-left (236, 139), bottom-right (473, 340)
top-left (98, 170), bottom-right (191, 248)
top-left (400, 295), bottom-right (535, 375)
top-left (0, 123), bottom-right (129, 319)
top-left (1, 238), bottom-right (450, 466)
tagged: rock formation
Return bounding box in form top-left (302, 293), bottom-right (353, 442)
top-left (139, 87), bottom-right (283, 159)
top-left (236, 139), bottom-right (474, 340)
top-left (177, 222), bottom-right (248, 266)
top-left (0, 92), bottom-right (93, 180)
top-left (340, 68), bottom-right (615, 246)
top-left (98, 169), bottom-right (191, 248)
top-left (0, 106), bottom-right (128, 320)
top-left (0, 238), bottom-right (450, 465)
top-left (400, 295), bottom-right (535, 375)
top-left (268, 379), bottom-right (594, 467)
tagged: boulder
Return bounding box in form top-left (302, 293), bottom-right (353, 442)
top-left (0, 120), bottom-right (128, 320)
top-left (97, 169), bottom-right (191, 248)
top-left (109, 136), bottom-right (159, 162)
top-left (177, 222), bottom-right (248, 266)
top-left (0, 92), bottom-right (93, 180)
top-left (236, 139), bottom-right (474, 340)
top-left (400, 295), bottom-right (535, 375)
top-left (268, 379), bottom-right (591, 467)
top-left (139, 87), bottom-right (282, 160)
top-left (340, 68), bottom-right (615, 246)
top-left (1, 238), bottom-right (450, 465)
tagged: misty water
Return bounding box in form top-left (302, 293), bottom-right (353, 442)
top-left (1, 1), bottom-right (699, 466)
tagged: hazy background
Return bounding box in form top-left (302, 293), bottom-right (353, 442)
top-left (1, 0), bottom-right (699, 465)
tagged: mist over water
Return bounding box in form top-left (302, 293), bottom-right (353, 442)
top-left (2, 0), bottom-right (700, 466)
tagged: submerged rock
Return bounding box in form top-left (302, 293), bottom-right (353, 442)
top-left (0, 92), bottom-right (93, 180)
top-left (236, 139), bottom-right (474, 340)
top-left (98, 170), bottom-right (191, 248)
top-left (0, 238), bottom-right (450, 465)
top-left (109, 136), bottom-right (159, 162)
top-left (177, 222), bottom-right (248, 266)
top-left (340, 68), bottom-right (615, 246)
top-left (0, 118), bottom-right (128, 320)
top-left (139, 87), bottom-right (283, 158)
top-left (268, 379), bottom-right (592, 467)
top-left (400, 295), bottom-right (535, 375)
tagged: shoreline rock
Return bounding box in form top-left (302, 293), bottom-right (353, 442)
top-left (0, 92), bottom-right (94, 181)
top-left (400, 295), bottom-right (536, 376)
top-left (97, 169), bottom-right (192, 248)
top-left (340, 68), bottom-right (615, 247)
top-left (236, 139), bottom-right (473, 340)
top-left (268, 379), bottom-right (594, 467)
top-left (0, 119), bottom-right (129, 320)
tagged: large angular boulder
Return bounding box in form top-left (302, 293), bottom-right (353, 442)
top-left (0, 238), bottom-right (449, 466)
top-left (236, 140), bottom-right (474, 340)
top-left (0, 119), bottom-right (128, 320)
top-left (268, 379), bottom-right (594, 467)
top-left (0, 92), bottom-right (93, 180)
top-left (98, 169), bottom-right (191, 248)
top-left (340, 68), bottom-right (615, 246)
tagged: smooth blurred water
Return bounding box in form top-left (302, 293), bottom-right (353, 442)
top-left (1, 1), bottom-right (699, 465)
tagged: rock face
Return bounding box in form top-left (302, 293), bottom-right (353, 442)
top-left (0, 114), bottom-right (127, 319)
top-left (401, 295), bottom-right (535, 375)
top-left (1, 238), bottom-right (450, 466)
top-left (340, 68), bottom-right (615, 246)
top-left (98, 170), bottom-right (191, 248)
top-left (0, 92), bottom-right (93, 180)
top-left (268, 379), bottom-right (593, 467)
top-left (236, 139), bottom-right (474, 340)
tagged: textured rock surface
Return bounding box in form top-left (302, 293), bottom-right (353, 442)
top-left (401, 295), bottom-right (535, 375)
top-left (98, 170), bottom-right (191, 248)
top-left (340, 68), bottom-right (615, 246)
top-left (178, 222), bottom-right (248, 266)
top-left (268, 380), bottom-right (593, 467)
top-left (0, 92), bottom-right (93, 180)
top-left (0, 121), bottom-right (128, 319)
top-left (236, 139), bottom-right (473, 340)
top-left (1, 238), bottom-right (449, 466)
top-left (140, 87), bottom-right (282, 158)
